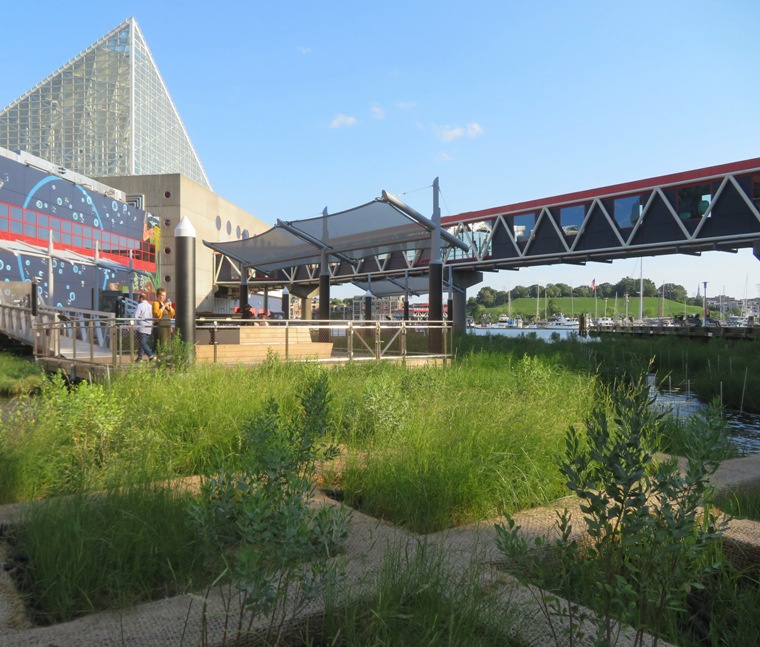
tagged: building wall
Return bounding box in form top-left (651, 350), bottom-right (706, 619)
top-left (100, 173), bottom-right (270, 311)
top-left (0, 147), bottom-right (154, 310)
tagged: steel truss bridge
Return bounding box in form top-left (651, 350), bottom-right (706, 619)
top-left (222, 157), bottom-right (760, 294)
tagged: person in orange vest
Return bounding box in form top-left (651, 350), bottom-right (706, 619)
top-left (152, 287), bottom-right (175, 349)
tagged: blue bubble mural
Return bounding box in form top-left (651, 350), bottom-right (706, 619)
top-left (0, 150), bottom-right (158, 309)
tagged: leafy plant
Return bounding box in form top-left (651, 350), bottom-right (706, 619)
top-left (190, 371), bottom-right (350, 646)
top-left (496, 371), bottom-right (728, 646)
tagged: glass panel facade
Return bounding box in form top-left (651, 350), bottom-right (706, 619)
top-left (613, 195), bottom-right (643, 228)
top-left (0, 18), bottom-right (210, 189)
top-left (559, 204), bottom-right (584, 235)
top-left (676, 184), bottom-right (712, 220)
top-left (512, 212), bottom-right (535, 241)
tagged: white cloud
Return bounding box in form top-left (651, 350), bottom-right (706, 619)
top-left (466, 122), bottom-right (484, 138)
top-left (329, 114), bottom-right (358, 129)
top-left (297, 46), bottom-right (311, 54)
top-left (397, 101), bottom-right (417, 110)
top-left (371, 105), bottom-right (385, 119)
top-left (434, 122), bottom-right (485, 143)
top-left (435, 152), bottom-right (455, 162)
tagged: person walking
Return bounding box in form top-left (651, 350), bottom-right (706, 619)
top-left (133, 293), bottom-right (155, 362)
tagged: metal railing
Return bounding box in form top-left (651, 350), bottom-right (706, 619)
top-left (195, 318), bottom-right (452, 364)
top-left (2, 310), bottom-right (452, 369)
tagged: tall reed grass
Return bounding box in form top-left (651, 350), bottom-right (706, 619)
top-left (0, 351), bottom-right (44, 396)
top-left (321, 541), bottom-right (520, 646)
top-left (16, 481), bottom-right (216, 624)
top-left (333, 353), bottom-right (597, 532)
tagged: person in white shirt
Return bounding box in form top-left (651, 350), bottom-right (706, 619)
top-left (134, 293), bottom-right (155, 361)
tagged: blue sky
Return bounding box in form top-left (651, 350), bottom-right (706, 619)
top-left (2, 1), bottom-right (760, 299)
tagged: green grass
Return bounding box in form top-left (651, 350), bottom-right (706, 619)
top-left (715, 486), bottom-right (760, 521)
top-left (0, 337), bottom-right (745, 629)
top-left (335, 353), bottom-right (596, 532)
top-left (481, 296), bottom-right (698, 321)
top-left (456, 331), bottom-right (760, 414)
top-left (320, 542), bottom-right (523, 646)
top-left (0, 351), bottom-right (45, 396)
top-left (15, 481), bottom-right (217, 625)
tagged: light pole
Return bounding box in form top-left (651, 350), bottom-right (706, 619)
top-left (703, 281), bottom-right (708, 319)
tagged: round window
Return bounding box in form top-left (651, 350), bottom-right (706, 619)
top-left (164, 191), bottom-right (171, 199)
top-left (215, 215), bottom-right (222, 230)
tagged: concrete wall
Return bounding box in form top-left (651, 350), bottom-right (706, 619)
top-left (100, 174), bottom-right (270, 312)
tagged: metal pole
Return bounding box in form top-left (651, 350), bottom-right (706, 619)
top-left (446, 265), bottom-right (453, 322)
top-left (282, 286), bottom-right (290, 320)
top-left (319, 248), bottom-right (330, 341)
top-left (174, 216), bottom-right (196, 351)
top-left (239, 263), bottom-right (248, 308)
top-left (428, 177), bottom-right (443, 353)
top-left (403, 270), bottom-right (410, 321)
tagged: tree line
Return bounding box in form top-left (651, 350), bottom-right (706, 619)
top-left (470, 278), bottom-right (700, 308)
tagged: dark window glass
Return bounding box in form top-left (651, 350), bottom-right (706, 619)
top-left (559, 205), bottom-right (584, 235)
top-left (676, 184), bottom-right (712, 220)
top-left (613, 195), bottom-right (642, 228)
top-left (512, 212), bottom-right (535, 241)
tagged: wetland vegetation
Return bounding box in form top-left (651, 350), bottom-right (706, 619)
top-left (0, 333), bottom-right (758, 645)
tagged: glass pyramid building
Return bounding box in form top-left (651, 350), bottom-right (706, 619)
top-left (0, 17), bottom-right (211, 189)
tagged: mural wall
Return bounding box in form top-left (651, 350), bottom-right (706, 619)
top-left (0, 149), bottom-right (158, 311)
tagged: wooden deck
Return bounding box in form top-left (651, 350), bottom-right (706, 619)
top-left (195, 325), bottom-right (334, 363)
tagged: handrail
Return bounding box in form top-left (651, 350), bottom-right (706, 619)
top-left (4, 311), bottom-right (452, 370)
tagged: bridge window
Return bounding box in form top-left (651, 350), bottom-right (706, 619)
top-left (560, 204), bottom-right (585, 235)
top-left (613, 195), bottom-right (643, 228)
top-left (676, 184), bottom-right (712, 220)
top-left (512, 212), bottom-right (535, 241)
top-left (471, 221), bottom-right (492, 257)
top-left (752, 175), bottom-right (760, 206)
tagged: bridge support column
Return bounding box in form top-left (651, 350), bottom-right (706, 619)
top-left (282, 287), bottom-right (290, 320)
top-left (451, 270), bottom-right (483, 334)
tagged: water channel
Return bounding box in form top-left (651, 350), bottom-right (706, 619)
top-left (469, 326), bottom-right (760, 456)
